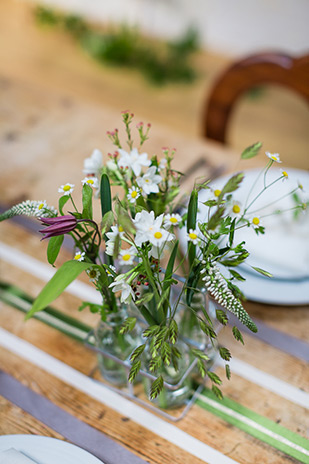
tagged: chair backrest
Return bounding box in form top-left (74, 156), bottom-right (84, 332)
top-left (202, 52), bottom-right (309, 144)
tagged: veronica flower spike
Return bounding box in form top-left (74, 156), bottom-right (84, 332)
top-left (39, 215), bottom-right (78, 240)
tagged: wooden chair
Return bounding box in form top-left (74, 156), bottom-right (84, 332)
top-left (202, 52), bottom-right (309, 143)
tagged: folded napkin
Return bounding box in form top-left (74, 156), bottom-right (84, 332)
top-left (0, 449), bottom-right (38, 464)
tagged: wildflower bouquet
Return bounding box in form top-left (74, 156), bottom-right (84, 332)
top-left (1, 112), bottom-right (304, 401)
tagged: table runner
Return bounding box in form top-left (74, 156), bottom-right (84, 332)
top-left (0, 370), bottom-right (147, 464)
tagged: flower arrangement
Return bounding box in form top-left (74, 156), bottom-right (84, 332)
top-left (1, 112), bottom-right (304, 401)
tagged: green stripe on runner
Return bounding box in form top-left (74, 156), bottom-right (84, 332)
top-left (197, 389), bottom-right (309, 463)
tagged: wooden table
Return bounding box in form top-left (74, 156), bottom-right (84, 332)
top-left (0, 76), bottom-right (308, 464)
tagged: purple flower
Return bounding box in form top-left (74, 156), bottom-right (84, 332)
top-left (39, 215), bottom-right (77, 240)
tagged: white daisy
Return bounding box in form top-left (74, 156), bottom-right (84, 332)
top-left (82, 177), bottom-right (99, 189)
top-left (119, 246), bottom-right (136, 265)
top-left (58, 183), bottom-right (74, 196)
top-left (83, 149), bottom-right (103, 176)
top-left (109, 275), bottom-right (135, 303)
top-left (280, 169), bottom-right (289, 181)
top-left (148, 227), bottom-right (174, 247)
top-left (117, 148), bottom-right (150, 176)
top-left (87, 267), bottom-right (101, 283)
top-left (187, 229), bottom-right (199, 245)
top-left (164, 213), bottom-right (181, 228)
top-left (127, 186), bottom-right (141, 204)
top-left (266, 151), bottom-right (282, 163)
top-left (74, 250), bottom-right (85, 262)
top-left (34, 200), bottom-right (47, 216)
top-left (136, 166), bottom-right (162, 195)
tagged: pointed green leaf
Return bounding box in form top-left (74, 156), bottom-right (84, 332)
top-left (100, 173), bottom-right (112, 218)
top-left (47, 235), bottom-right (64, 266)
top-left (58, 195), bottom-right (69, 215)
top-left (251, 266), bottom-right (273, 278)
top-left (26, 260), bottom-right (95, 319)
top-left (241, 142), bottom-right (262, 159)
top-left (82, 184), bottom-right (93, 220)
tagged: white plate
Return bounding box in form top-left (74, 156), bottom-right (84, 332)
top-left (181, 167), bottom-right (309, 305)
top-left (0, 435), bottom-right (103, 464)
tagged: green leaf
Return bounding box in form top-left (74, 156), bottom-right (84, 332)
top-left (82, 184), bottom-right (93, 219)
top-left (241, 142), bottom-right (262, 159)
top-left (135, 292), bottom-right (154, 306)
top-left (119, 317), bottom-right (136, 334)
top-left (101, 210), bottom-right (114, 236)
top-left (208, 206), bottom-right (225, 230)
top-left (128, 359), bottom-right (141, 383)
top-left (150, 375), bottom-right (164, 399)
top-left (207, 371), bottom-right (222, 385)
top-left (100, 173), bottom-right (112, 218)
top-left (225, 364), bottom-right (231, 380)
top-left (229, 269), bottom-right (246, 281)
top-left (130, 344), bottom-right (145, 362)
top-left (58, 195), bottom-right (69, 215)
top-left (26, 260), bottom-right (95, 319)
top-left (47, 235), bottom-right (64, 266)
top-left (232, 326), bottom-right (244, 345)
top-left (219, 346), bottom-right (232, 361)
top-left (221, 173), bottom-right (244, 197)
top-left (229, 218), bottom-right (236, 246)
top-left (163, 240), bottom-right (178, 292)
top-left (251, 266), bottom-right (273, 278)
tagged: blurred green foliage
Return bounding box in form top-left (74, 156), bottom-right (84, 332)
top-left (34, 6), bottom-right (200, 86)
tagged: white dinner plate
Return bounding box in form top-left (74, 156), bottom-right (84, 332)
top-left (0, 435), bottom-right (103, 464)
top-left (180, 167), bottom-right (309, 305)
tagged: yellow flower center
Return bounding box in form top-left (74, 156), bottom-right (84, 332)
top-left (74, 253), bottom-right (82, 260)
top-left (63, 185), bottom-right (71, 192)
top-left (232, 205), bottom-right (241, 214)
top-left (252, 217), bottom-right (260, 225)
top-left (214, 189), bottom-right (221, 197)
top-left (38, 203), bottom-right (44, 210)
top-left (154, 231), bottom-right (163, 239)
top-left (145, 179), bottom-right (150, 183)
top-left (170, 217), bottom-right (178, 224)
top-left (131, 190), bottom-right (138, 198)
top-left (87, 179), bottom-right (94, 185)
top-left (122, 254), bottom-right (131, 261)
top-left (271, 155), bottom-right (277, 161)
top-left (118, 226), bottom-right (124, 232)
top-left (282, 171), bottom-right (288, 177)
top-left (189, 232), bottom-right (197, 240)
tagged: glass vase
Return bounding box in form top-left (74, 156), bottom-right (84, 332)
top-left (94, 308), bottom-right (141, 387)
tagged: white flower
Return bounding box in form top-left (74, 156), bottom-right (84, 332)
top-left (74, 250), bottom-right (85, 261)
top-left (82, 177), bottom-right (99, 189)
top-left (58, 183), bottom-right (74, 196)
top-left (83, 149), bottom-right (103, 176)
top-left (251, 216), bottom-right (261, 229)
top-left (105, 226), bottom-right (125, 256)
top-left (164, 213), bottom-right (181, 228)
top-left (106, 265), bottom-right (116, 276)
top-left (133, 210), bottom-right (164, 246)
top-left (158, 158), bottom-right (167, 171)
top-left (34, 200), bottom-right (47, 216)
top-left (87, 267), bottom-right (101, 283)
top-left (127, 187), bottom-right (141, 204)
top-left (187, 229), bottom-right (199, 244)
top-left (119, 247), bottom-right (136, 265)
top-left (136, 166), bottom-right (162, 195)
top-left (280, 169), bottom-right (289, 180)
top-left (117, 148), bottom-right (150, 176)
top-left (148, 227), bottom-right (174, 247)
top-left (109, 275), bottom-right (135, 303)
top-left (266, 151), bottom-right (282, 163)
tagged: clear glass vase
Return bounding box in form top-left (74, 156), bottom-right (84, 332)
top-left (94, 308), bottom-right (141, 387)
top-left (142, 288), bottom-right (219, 409)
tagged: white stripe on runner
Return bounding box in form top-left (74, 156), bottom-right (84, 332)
top-left (1, 241), bottom-right (309, 409)
top-left (0, 328), bottom-right (237, 464)
top-left (217, 358), bottom-right (309, 409)
top-left (197, 394), bottom-right (309, 458)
